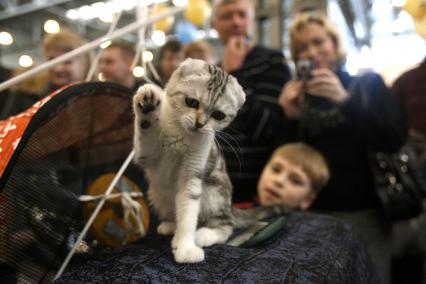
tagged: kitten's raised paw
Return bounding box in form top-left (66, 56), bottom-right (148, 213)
top-left (133, 84), bottom-right (162, 115)
top-left (173, 244), bottom-right (205, 263)
top-left (157, 222), bottom-right (176, 235)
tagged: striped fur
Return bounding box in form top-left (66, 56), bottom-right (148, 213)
top-left (207, 64), bottom-right (229, 106)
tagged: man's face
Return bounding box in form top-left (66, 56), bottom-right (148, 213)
top-left (99, 47), bottom-right (132, 84)
top-left (160, 50), bottom-right (184, 81)
top-left (46, 48), bottom-right (86, 88)
top-left (212, 0), bottom-right (253, 44)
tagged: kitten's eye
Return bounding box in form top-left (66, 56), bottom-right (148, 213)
top-left (185, 97), bottom-right (199, 109)
top-left (211, 111), bottom-right (226, 121)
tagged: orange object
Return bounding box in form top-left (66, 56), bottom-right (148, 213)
top-left (414, 15), bottom-right (426, 37)
top-left (0, 86), bottom-right (67, 177)
top-left (404, 0), bottom-right (426, 19)
top-left (83, 173), bottom-right (150, 248)
top-left (153, 3), bottom-right (175, 32)
top-left (184, 0), bottom-right (211, 27)
top-left (83, 173), bottom-right (149, 247)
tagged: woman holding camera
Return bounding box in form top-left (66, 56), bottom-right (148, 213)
top-left (279, 13), bottom-right (406, 283)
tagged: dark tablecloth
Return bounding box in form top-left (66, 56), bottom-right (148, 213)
top-left (56, 212), bottom-right (379, 283)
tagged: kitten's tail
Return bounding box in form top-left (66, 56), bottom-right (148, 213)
top-left (232, 205), bottom-right (290, 228)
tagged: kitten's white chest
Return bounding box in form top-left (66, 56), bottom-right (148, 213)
top-left (145, 149), bottom-right (183, 219)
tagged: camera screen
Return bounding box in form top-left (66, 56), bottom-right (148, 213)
top-left (296, 59), bottom-right (314, 81)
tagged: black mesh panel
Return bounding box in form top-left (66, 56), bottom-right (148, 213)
top-left (0, 82), bottom-right (138, 283)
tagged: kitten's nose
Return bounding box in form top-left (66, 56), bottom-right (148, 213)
top-left (195, 121), bottom-right (205, 129)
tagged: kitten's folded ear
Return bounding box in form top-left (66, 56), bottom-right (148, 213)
top-left (228, 75), bottom-right (246, 108)
top-left (177, 58), bottom-right (206, 78)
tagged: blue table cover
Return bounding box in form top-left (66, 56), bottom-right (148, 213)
top-left (56, 212), bottom-right (379, 284)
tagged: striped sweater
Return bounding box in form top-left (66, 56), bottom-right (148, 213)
top-left (218, 45), bottom-right (291, 202)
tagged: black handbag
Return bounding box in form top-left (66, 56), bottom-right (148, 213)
top-left (351, 74), bottom-right (426, 222)
top-left (369, 140), bottom-right (426, 222)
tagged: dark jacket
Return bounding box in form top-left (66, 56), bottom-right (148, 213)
top-left (281, 67), bottom-right (407, 211)
top-left (219, 45), bottom-right (291, 202)
top-left (392, 58), bottom-right (426, 134)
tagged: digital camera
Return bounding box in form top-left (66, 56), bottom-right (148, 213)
top-left (296, 59), bottom-right (315, 81)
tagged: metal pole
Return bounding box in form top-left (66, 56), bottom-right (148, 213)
top-left (53, 149), bottom-right (135, 280)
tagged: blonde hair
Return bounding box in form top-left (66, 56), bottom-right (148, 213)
top-left (43, 28), bottom-right (91, 73)
top-left (184, 40), bottom-right (216, 63)
top-left (270, 143), bottom-right (330, 192)
top-left (10, 67), bottom-right (48, 95)
top-left (289, 13), bottom-right (346, 64)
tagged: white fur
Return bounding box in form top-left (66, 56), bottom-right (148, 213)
top-left (195, 226), bottom-right (233, 247)
top-left (157, 221), bottom-right (176, 235)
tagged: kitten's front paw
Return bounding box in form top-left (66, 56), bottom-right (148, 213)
top-left (133, 84), bottom-right (162, 129)
top-left (157, 222), bottom-right (176, 235)
top-left (134, 84), bottom-right (162, 113)
top-left (173, 244), bottom-right (205, 263)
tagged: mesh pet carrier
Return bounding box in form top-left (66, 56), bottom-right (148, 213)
top-left (0, 82), bottom-right (147, 283)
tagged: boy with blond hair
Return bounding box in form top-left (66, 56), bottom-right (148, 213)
top-left (258, 143), bottom-right (329, 210)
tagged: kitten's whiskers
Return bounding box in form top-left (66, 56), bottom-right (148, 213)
top-left (216, 130), bottom-right (242, 174)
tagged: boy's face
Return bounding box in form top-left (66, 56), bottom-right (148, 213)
top-left (258, 155), bottom-right (315, 210)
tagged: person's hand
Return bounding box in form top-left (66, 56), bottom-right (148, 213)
top-left (279, 80), bottom-right (303, 119)
top-left (222, 36), bottom-right (248, 73)
top-left (306, 68), bottom-right (349, 104)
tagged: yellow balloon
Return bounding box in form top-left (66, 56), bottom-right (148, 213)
top-left (414, 15), bottom-right (426, 37)
top-left (184, 0), bottom-right (212, 27)
top-left (153, 4), bottom-right (174, 32)
top-left (404, 0), bottom-right (426, 19)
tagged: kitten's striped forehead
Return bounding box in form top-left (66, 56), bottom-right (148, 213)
top-left (207, 64), bottom-right (229, 105)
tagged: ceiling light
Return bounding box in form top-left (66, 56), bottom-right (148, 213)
top-left (143, 51), bottom-right (154, 62)
top-left (0, 31), bottom-right (13, 45)
top-left (209, 29), bottom-right (219, 38)
top-left (79, 5), bottom-right (93, 21)
top-left (144, 0), bottom-right (169, 5)
top-left (392, 0), bottom-right (406, 8)
top-left (173, 0), bottom-right (189, 7)
top-left (98, 72), bottom-right (106, 81)
top-left (121, 0), bottom-right (137, 11)
top-left (19, 55), bottom-right (33, 67)
top-left (196, 30), bottom-right (206, 38)
top-left (92, 2), bottom-right (107, 10)
top-left (100, 40), bottom-right (112, 49)
top-left (66, 9), bottom-right (79, 20)
top-left (133, 66), bottom-right (145, 77)
top-left (44, 20), bottom-right (60, 34)
top-left (151, 30), bottom-right (166, 46)
top-left (99, 12), bottom-right (114, 23)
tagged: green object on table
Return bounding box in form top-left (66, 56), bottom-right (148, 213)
top-left (226, 216), bottom-right (287, 247)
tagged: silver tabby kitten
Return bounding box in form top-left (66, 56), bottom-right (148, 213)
top-left (133, 58), bottom-right (284, 263)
